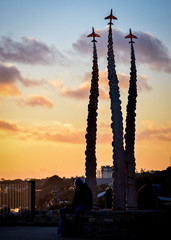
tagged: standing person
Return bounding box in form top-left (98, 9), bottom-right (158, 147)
top-left (57, 177), bottom-right (93, 237)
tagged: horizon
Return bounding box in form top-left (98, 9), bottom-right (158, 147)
top-left (0, 0), bottom-right (171, 180)
top-left (1, 166), bottom-right (170, 181)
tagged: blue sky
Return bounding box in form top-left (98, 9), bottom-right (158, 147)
top-left (1, 0), bottom-right (171, 46)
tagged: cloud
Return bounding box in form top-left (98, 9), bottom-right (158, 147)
top-left (39, 131), bottom-right (84, 144)
top-left (56, 74), bottom-right (109, 100)
top-left (0, 36), bottom-right (64, 65)
top-left (0, 119), bottom-right (84, 144)
top-left (0, 83), bottom-right (21, 96)
top-left (99, 70), bottom-right (152, 93)
top-left (18, 95), bottom-right (53, 108)
top-left (0, 64), bottom-right (21, 96)
top-left (73, 29), bottom-right (171, 73)
top-left (0, 119), bottom-right (111, 144)
top-left (137, 121), bottom-right (171, 142)
top-left (1, 118), bottom-right (170, 145)
top-left (0, 64), bottom-right (21, 84)
top-left (52, 70), bottom-right (151, 100)
top-left (0, 64), bottom-right (45, 96)
top-left (118, 73), bottom-right (152, 92)
top-left (0, 120), bottom-right (18, 132)
top-left (135, 31), bottom-right (171, 73)
top-left (50, 79), bottom-right (63, 89)
top-left (60, 81), bottom-right (90, 99)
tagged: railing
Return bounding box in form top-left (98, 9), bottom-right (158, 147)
top-left (0, 181), bottom-right (35, 216)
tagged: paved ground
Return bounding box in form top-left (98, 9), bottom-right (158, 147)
top-left (0, 226), bottom-right (97, 240)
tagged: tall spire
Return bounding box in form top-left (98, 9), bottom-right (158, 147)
top-left (105, 10), bottom-right (126, 210)
top-left (85, 27), bottom-right (100, 206)
top-left (125, 29), bottom-right (138, 209)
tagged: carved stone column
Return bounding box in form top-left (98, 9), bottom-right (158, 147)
top-left (125, 41), bottom-right (138, 209)
top-left (85, 38), bottom-right (99, 206)
top-left (106, 12), bottom-right (126, 210)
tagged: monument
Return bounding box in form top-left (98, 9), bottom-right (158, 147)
top-left (105, 9), bottom-right (126, 210)
top-left (85, 10), bottom-right (138, 210)
top-left (85, 28), bottom-right (100, 206)
top-left (125, 29), bottom-right (138, 209)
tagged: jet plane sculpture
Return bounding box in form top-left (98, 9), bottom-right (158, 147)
top-left (125, 28), bottom-right (138, 43)
top-left (87, 27), bottom-right (100, 42)
top-left (104, 9), bottom-right (117, 25)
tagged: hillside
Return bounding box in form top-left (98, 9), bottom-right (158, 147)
top-left (1, 167), bottom-right (170, 210)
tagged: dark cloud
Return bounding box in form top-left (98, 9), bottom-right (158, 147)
top-left (0, 64), bottom-right (21, 96)
top-left (0, 36), bottom-right (64, 65)
top-left (0, 64), bottom-right (21, 84)
top-left (0, 64), bottom-right (45, 96)
top-left (73, 29), bottom-right (171, 73)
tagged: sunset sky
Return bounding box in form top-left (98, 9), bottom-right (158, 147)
top-left (0, 0), bottom-right (171, 180)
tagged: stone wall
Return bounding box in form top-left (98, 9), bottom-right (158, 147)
top-left (1, 208), bottom-right (169, 239)
top-left (66, 209), bottom-right (169, 239)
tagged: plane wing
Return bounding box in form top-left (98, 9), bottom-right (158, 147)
top-left (105, 15), bottom-right (117, 20)
top-left (125, 34), bottom-right (138, 39)
top-left (87, 33), bottom-right (101, 38)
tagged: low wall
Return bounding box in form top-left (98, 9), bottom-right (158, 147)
top-left (66, 209), bottom-right (169, 239)
top-left (1, 208), bottom-right (169, 239)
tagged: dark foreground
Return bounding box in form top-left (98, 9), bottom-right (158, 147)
top-left (0, 209), bottom-right (170, 239)
top-left (0, 226), bottom-right (99, 240)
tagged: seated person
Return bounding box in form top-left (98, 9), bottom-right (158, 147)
top-left (57, 177), bottom-right (92, 237)
top-left (137, 183), bottom-right (162, 209)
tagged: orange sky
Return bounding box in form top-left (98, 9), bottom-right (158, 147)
top-left (0, 1), bottom-right (171, 179)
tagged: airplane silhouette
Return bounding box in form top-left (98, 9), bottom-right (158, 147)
top-left (105, 9), bottom-right (117, 25)
top-left (87, 27), bottom-right (101, 42)
top-left (125, 28), bottom-right (138, 43)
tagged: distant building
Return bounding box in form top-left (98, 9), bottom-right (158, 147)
top-left (0, 181), bottom-right (35, 216)
top-left (101, 166), bottom-right (113, 178)
top-left (96, 166), bottom-right (113, 186)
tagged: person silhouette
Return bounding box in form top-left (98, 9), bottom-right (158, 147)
top-left (57, 177), bottom-right (92, 237)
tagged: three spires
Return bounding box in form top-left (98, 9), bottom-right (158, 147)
top-left (85, 9), bottom-right (138, 210)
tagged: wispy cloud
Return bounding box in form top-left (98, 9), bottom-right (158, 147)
top-left (0, 83), bottom-right (21, 97)
top-left (0, 120), bottom-right (18, 132)
top-left (50, 73), bottom-right (109, 100)
top-left (0, 36), bottom-right (64, 65)
top-left (98, 70), bottom-right (151, 93)
top-left (0, 119), bottom-right (111, 144)
top-left (50, 70), bottom-right (151, 100)
top-left (0, 119), bottom-right (109, 144)
top-left (61, 81), bottom-right (90, 99)
top-left (0, 64), bottom-right (45, 96)
top-left (137, 121), bottom-right (171, 142)
top-left (1, 119), bottom-right (170, 144)
top-left (1, 30), bottom-right (170, 73)
top-left (73, 29), bottom-right (171, 73)
top-left (0, 119), bottom-right (84, 143)
top-left (17, 95), bottom-right (53, 108)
